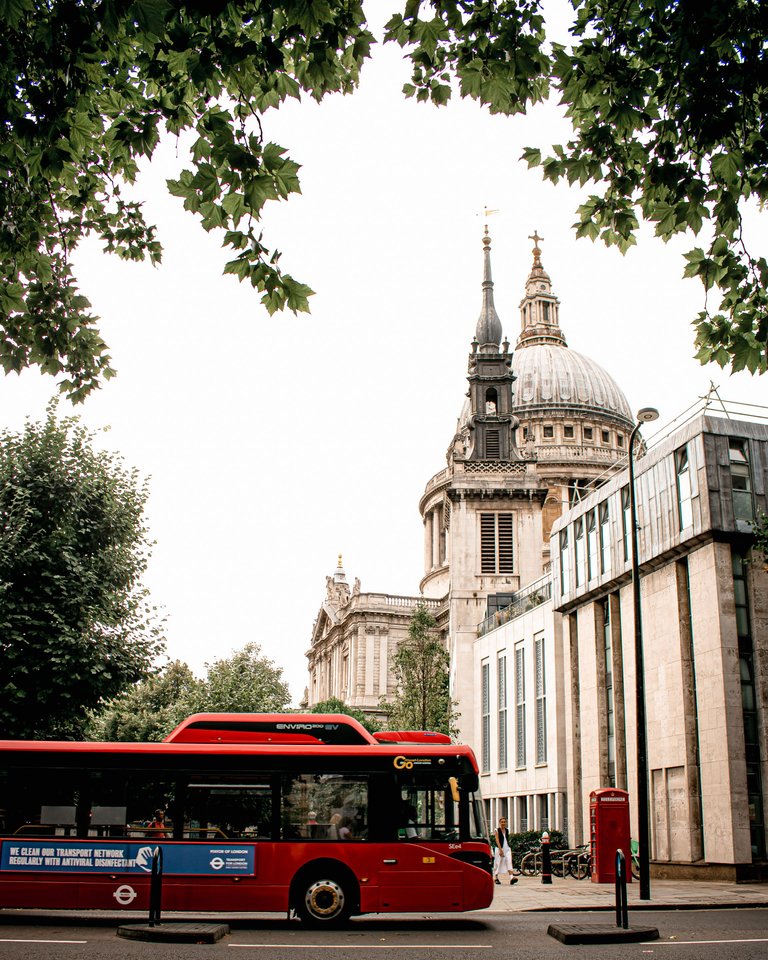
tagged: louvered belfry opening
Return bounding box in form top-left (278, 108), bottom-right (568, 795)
top-left (485, 430), bottom-right (500, 458)
top-left (480, 513), bottom-right (514, 574)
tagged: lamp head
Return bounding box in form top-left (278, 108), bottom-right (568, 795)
top-left (636, 407), bottom-right (659, 424)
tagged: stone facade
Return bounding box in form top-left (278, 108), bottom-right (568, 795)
top-left (549, 415), bottom-right (768, 876)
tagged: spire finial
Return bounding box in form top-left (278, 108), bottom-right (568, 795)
top-left (529, 230), bottom-right (544, 266)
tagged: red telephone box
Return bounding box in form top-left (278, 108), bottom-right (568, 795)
top-left (589, 788), bottom-right (631, 883)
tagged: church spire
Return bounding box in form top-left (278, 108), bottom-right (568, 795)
top-left (475, 227), bottom-right (503, 348)
top-left (517, 230), bottom-right (567, 348)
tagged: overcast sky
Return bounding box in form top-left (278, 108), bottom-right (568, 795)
top-left (3, 3), bottom-right (765, 704)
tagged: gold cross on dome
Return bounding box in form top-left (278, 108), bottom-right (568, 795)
top-left (529, 230), bottom-right (544, 247)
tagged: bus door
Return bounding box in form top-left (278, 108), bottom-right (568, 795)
top-left (378, 773), bottom-right (463, 912)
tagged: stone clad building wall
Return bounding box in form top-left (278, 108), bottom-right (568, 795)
top-left (551, 415), bottom-right (768, 876)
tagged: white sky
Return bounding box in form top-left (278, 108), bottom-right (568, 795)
top-left (3, 3), bottom-right (765, 704)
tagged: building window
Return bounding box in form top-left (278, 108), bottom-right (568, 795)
top-left (732, 551), bottom-right (766, 859)
top-left (586, 509), bottom-right (598, 581)
top-left (543, 424), bottom-right (554, 439)
top-left (559, 528), bottom-right (571, 596)
top-left (617, 434), bottom-right (624, 448)
top-left (538, 794), bottom-right (549, 831)
top-left (481, 660), bottom-right (490, 774)
top-left (518, 796), bottom-right (528, 832)
top-left (599, 502), bottom-right (610, 575)
top-left (602, 430), bottom-right (610, 444)
top-left (480, 513), bottom-right (514, 574)
top-left (729, 439), bottom-right (753, 521)
top-left (535, 635), bottom-right (547, 765)
top-left (675, 445), bottom-right (693, 530)
top-left (515, 643), bottom-right (526, 768)
top-left (603, 599), bottom-right (616, 787)
top-left (584, 426), bottom-right (593, 441)
top-left (621, 485), bottom-right (631, 563)
top-left (523, 427), bottom-right (533, 441)
top-left (564, 424), bottom-right (574, 439)
top-left (498, 654), bottom-right (508, 771)
top-left (574, 517), bottom-right (585, 586)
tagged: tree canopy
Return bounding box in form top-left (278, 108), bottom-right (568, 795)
top-left (0, 403), bottom-right (163, 739)
top-left (384, 603), bottom-right (456, 736)
top-left (311, 696), bottom-right (380, 734)
top-left (1, 0), bottom-right (372, 400)
top-left (88, 643), bottom-right (291, 740)
top-left (2, 1), bottom-right (765, 395)
top-left (194, 641), bottom-right (291, 714)
top-left (86, 659), bottom-right (203, 741)
top-left (387, 0), bottom-right (768, 374)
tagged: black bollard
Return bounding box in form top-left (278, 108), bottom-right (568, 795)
top-left (148, 846), bottom-right (163, 927)
top-left (615, 849), bottom-right (629, 929)
top-left (541, 831), bottom-right (552, 885)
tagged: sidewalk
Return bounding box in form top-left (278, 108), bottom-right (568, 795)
top-left (482, 874), bottom-right (768, 913)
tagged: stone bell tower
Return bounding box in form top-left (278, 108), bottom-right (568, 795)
top-left (465, 228), bottom-right (520, 462)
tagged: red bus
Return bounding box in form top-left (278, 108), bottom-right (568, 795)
top-left (0, 713), bottom-right (493, 924)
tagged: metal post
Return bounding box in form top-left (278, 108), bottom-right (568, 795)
top-left (615, 849), bottom-right (628, 929)
top-left (629, 408), bottom-right (658, 901)
top-left (148, 846), bottom-right (163, 926)
top-left (541, 830), bottom-right (552, 885)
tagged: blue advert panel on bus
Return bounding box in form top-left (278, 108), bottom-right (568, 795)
top-left (1, 841), bottom-right (255, 876)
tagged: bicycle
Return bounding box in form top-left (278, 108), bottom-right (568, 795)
top-left (566, 845), bottom-right (591, 880)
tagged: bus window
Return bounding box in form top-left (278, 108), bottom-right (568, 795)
top-left (281, 774), bottom-right (367, 840)
top-left (399, 779), bottom-right (459, 841)
top-left (185, 781), bottom-right (273, 840)
top-left (0, 766), bottom-right (82, 837)
top-left (469, 792), bottom-right (488, 841)
top-left (88, 769), bottom-right (176, 839)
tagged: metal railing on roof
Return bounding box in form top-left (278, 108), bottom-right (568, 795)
top-left (478, 574), bottom-right (552, 636)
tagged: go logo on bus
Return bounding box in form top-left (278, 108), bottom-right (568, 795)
top-left (393, 756), bottom-right (413, 769)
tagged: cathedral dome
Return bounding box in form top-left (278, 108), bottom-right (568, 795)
top-left (511, 342), bottom-right (633, 423)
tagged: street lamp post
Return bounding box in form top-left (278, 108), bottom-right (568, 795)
top-left (628, 406), bottom-right (659, 902)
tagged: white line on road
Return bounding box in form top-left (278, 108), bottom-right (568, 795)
top-left (0, 939), bottom-right (88, 944)
top-left (654, 939), bottom-right (768, 946)
top-left (229, 945), bottom-right (492, 950)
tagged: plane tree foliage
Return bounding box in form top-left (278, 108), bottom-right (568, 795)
top-left (386, 0), bottom-right (768, 374)
top-left (0, 0), bottom-right (373, 400)
top-left (3, 1), bottom-right (766, 398)
top-left (0, 403), bottom-right (164, 739)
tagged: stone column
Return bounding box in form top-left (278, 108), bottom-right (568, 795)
top-left (431, 509), bottom-right (440, 569)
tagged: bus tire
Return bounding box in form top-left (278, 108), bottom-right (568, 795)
top-left (293, 868), bottom-right (356, 926)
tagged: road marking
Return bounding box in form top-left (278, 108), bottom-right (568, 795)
top-left (654, 939), bottom-right (768, 946)
top-left (0, 939), bottom-right (88, 944)
top-left (229, 945), bottom-right (492, 950)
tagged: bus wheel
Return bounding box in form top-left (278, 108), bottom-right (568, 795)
top-left (297, 876), bottom-right (352, 926)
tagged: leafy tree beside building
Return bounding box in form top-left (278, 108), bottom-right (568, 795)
top-left (384, 603), bottom-right (456, 737)
top-left (0, 404), bottom-right (163, 739)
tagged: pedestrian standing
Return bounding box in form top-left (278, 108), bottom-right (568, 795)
top-left (493, 817), bottom-right (517, 885)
